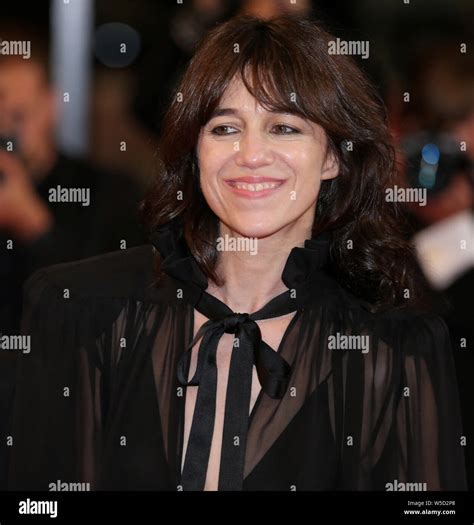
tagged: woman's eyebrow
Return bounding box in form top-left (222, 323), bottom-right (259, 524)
top-left (209, 108), bottom-right (238, 119)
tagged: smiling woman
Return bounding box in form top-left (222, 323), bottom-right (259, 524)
top-left (9, 15), bottom-right (467, 493)
top-left (141, 15), bottom-right (416, 307)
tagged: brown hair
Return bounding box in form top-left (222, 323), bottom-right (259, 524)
top-left (141, 15), bottom-right (425, 310)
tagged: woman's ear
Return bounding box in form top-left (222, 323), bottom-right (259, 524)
top-left (321, 149), bottom-right (339, 180)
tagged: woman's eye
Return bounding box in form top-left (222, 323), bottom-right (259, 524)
top-left (209, 124), bottom-right (300, 135)
top-left (272, 124), bottom-right (300, 134)
top-left (210, 125), bottom-right (238, 136)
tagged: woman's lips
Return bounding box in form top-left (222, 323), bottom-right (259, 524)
top-left (224, 178), bottom-right (287, 199)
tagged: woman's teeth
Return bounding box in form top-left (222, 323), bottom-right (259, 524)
top-left (229, 181), bottom-right (282, 191)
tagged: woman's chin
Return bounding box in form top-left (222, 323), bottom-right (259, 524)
top-left (219, 221), bottom-right (287, 241)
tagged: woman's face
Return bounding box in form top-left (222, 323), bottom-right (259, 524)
top-left (196, 76), bottom-right (338, 239)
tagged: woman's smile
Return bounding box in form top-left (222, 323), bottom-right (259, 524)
top-left (224, 176), bottom-right (287, 199)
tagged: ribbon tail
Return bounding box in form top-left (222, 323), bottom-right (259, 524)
top-left (177, 320), bottom-right (220, 386)
top-left (218, 332), bottom-right (255, 491)
top-left (180, 330), bottom-right (222, 490)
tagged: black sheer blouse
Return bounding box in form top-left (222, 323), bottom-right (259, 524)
top-left (8, 221), bottom-right (467, 491)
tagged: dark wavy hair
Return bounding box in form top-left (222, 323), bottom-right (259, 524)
top-left (141, 15), bottom-right (426, 311)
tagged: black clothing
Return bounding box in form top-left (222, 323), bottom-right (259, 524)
top-left (427, 268), bottom-right (474, 490)
top-left (0, 154), bottom-right (145, 489)
top-left (8, 220), bottom-right (467, 490)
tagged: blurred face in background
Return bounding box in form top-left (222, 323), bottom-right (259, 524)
top-left (196, 76), bottom-right (339, 239)
top-left (0, 60), bottom-right (56, 178)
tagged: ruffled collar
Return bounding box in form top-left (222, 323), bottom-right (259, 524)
top-left (149, 217), bottom-right (331, 294)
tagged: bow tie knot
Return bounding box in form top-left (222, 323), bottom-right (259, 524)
top-left (222, 313), bottom-right (250, 334)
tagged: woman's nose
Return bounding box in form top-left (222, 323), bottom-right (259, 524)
top-left (234, 131), bottom-right (275, 169)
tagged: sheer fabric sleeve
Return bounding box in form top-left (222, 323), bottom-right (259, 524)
top-left (389, 314), bottom-right (467, 490)
top-left (8, 268), bottom-right (103, 490)
top-left (331, 310), bottom-right (467, 490)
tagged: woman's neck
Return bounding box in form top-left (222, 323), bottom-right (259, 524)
top-left (207, 222), bottom-right (312, 313)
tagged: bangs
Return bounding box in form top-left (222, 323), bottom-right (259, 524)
top-left (198, 24), bottom-right (321, 126)
top-left (241, 60), bottom-right (309, 117)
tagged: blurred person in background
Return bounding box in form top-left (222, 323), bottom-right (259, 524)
top-left (398, 43), bottom-right (474, 488)
top-left (0, 24), bottom-right (145, 488)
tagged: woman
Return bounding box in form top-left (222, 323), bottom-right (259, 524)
top-left (9, 15), bottom-right (466, 491)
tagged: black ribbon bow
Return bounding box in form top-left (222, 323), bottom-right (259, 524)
top-left (149, 218), bottom-right (330, 490)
